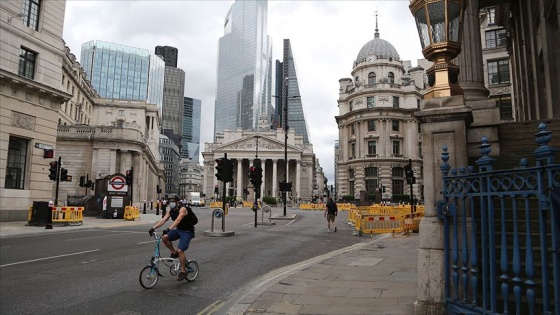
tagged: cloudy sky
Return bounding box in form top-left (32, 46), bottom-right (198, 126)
top-left (63, 0), bottom-right (424, 184)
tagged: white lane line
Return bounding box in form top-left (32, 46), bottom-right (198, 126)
top-left (0, 249), bottom-right (100, 268)
top-left (137, 240), bottom-right (153, 245)
top-left (0, 246), bottom-right (11, 249)
top-left (65, 232), bottom-right (134, 241)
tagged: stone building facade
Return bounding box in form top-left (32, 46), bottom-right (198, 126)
top-left (0, 0), bottom-right (71, 220)
top-left (202, 122), bottom-right (316, 203)
top-left (335, 28), bottom-right (427, 204)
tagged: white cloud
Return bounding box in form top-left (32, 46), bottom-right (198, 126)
top-left (63, 0), bottom-right (424, 184)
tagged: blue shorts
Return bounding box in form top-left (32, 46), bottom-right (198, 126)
top-left (166, 229), bottom-right (194, 252)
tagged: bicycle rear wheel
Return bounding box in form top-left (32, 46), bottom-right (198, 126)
top-left (186, 260), bottom-right (199, 282)
top-left (139, 265), bottom-right (159, 289)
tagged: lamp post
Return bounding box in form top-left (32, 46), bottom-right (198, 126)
top-left (409, 0), bottom-right (466, 100)
top-left (283, 78), bottom-right (289, 217)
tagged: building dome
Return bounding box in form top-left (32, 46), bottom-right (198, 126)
top-left (356, 30), bottom-right (399, 62)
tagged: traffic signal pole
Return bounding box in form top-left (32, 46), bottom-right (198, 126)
top-left (221, 153), bottom-right (228, 232)
top-left (54, 156), bottom-right (61, 207)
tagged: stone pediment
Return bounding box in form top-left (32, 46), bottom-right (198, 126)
top-left (217, 136), bottom-right (297, 152)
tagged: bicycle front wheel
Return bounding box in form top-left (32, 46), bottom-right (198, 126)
top-left (186, 260), bottom-right (199, 282)
top-left (139, 265), bottom-right (159, 289)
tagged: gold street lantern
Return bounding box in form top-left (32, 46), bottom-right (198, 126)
top-left (409, 0), bottom-right (466, 99)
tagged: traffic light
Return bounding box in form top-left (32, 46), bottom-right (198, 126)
top-left (87, 180), bottom-right (95, 190)
top-left (43, 149), bottom-right (54, 158)
top-left (255, 166), bottom-right (263, 187)
top-left (215, 158), bottom-right (224, 181)
top-left (79, 176), bottom-right (86, 187)
top-left (405, 163), bottom-right (414, 184)
top-left (60, 168), bottom-right (70, 181)
top-left (249, 166), bottom-right (257, 187)
top-left (125, 169), bottom-right (133, 185)
top-left (224, 158), bottom-right (234, 182)
top-left (382, 186), bottom-right (386, 193)
top-left (48, 161), bottom-right (58, 181)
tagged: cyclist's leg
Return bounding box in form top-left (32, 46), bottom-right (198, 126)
top-left (162, 231), bottom-right (179, 255)
top-left (176, 230), bottom-right (194, 273)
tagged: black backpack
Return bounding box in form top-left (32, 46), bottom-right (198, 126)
top-left (187, 207), bottom-right (198, 226)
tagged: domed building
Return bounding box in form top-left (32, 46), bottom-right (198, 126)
top-left (335, 24), bottom-right (429, 204)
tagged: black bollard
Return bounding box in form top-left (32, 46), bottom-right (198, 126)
top-left (156, 201), bottom-right (160, 216)
top-left (45, 203), bottom-right (53, 229)
top-left (150, 200), bottom-right (153, 211)
top-left (143, 202), bottom-right (146, 214)
top-left (162, 204), bottom-right (166, 218)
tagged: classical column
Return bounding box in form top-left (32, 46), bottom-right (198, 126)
top-left (296, 160), bottom-right (301, 200)
top-left (261, 159), bottom-right (266, 198)
top-left (237, 159), bottom-right (243, 198)
top-left (272, 159), bottom-right (278, 199)
top-left (132, 151), bottom-right (142, 206)
top-left (452, 0), bottom-right (489, 101)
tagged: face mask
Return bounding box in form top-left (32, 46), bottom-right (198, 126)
top-left (169, 202), bottom-right (177, 209)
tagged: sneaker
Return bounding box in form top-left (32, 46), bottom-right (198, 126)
top-left (170, 252), bottom-right (179, 259)
top-left (177, 271), bottom-right (187, 281)
top-left (334, 227), bottom-right (337, 232)
top-left (328, 228), bottom-right (331, 232)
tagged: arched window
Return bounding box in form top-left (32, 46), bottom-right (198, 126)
top-left (368, 72), bottom-right (376, 85)
top-left (388, 72), bottom-right (395, 84)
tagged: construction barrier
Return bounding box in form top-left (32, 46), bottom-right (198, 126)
top-left (123, 206), bottom-right (140, 221)
top-left (49, 206), bottom-right (84, 225)
top-left (353, 211), bottom-right (424, 235)
top-left (298, 203), bottom-right (353, 211)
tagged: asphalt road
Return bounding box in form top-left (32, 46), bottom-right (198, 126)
top-left (0, 208), bottom-right (367, 315)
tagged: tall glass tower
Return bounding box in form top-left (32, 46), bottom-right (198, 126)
top-left (182, 97), bottom-right (201, 162)
top-left (275, 39), bottom-right (311, 144)
top-left (80, 40), bottom-right (165, 109)
top-left (214, 0), bottom-right (273, 137)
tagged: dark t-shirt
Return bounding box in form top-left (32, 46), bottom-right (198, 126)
top-left (170, 206), bottom-right (194, 232)
top-left (326, 201), bottom-right (338, 215)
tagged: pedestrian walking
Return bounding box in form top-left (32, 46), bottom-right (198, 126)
top-left (324, 197), bottom-right (338, 232)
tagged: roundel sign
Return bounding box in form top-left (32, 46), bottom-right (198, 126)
top-left (108, 175), bottom-right (128, 194)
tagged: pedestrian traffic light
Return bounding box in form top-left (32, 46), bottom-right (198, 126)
top-left (79, 176), bottom-right (86, 187)
top-left (60, 168), bottom-right (69, 181)
top-left (215, 158), bottom-right (224, 181)
top-left (224, 158), bottom-right (234, 182)
top-left (249, 165), bottom-right (257, 187)
top-left (125, 169), bottom-right (133, 185)
top-left (48, 161), bottom-right (58, 181)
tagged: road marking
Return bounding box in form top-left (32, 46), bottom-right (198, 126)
top-left (198, 300), bottom-right (225, 315)
top-left (137, 240), bottom-right (153, 245)
top-left (0, 249), bottom-right (100, 268)
top-left (65, 232), bottom-right (135, 241)
top-left (0, 246), bottom-right (10, 249)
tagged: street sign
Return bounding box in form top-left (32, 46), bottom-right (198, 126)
top-left (108, 175), bottom-right (128, 195)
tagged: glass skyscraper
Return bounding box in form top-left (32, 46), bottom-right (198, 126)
top-left (214, 0), bottom-right (273, 136)
top-left (182, 97), bottom-right (201, 162)
top-left (275, 39), bottom-right (311, 144)
top-left (80, 40), bottom-right (165, 109)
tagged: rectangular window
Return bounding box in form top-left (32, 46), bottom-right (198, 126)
top-left (18, 47), bottom-right (36, 79)
top-left (392, 120), bottom-right (399, 132)
top-left (349, 101), bottom-right (353, 111)
top-left (392, 140), bottom-right (401, 155)
top-left (351, 143), bottom-right (355, 157)
top-left (488, 7), bottom-right (496, 25)
top-left (119, 110), bottom-right (124, 116)
top-left (392, 167), bottom-right (404, 177)
top-left (23, 0), bottom-right (41, 30)
top-left (488, 59), bottom-right (510, 85)
top-left (485, 29), bottom-right (507, 49)
top-left (5, 136), bottom-right (28, 189)
top-left (393, 96), bottom-right (400, 108)
top-left (367, 120), bottom-right (376, 132)
top-left (365, 167), bottom-right (378, 177)
top-left (367, 140), bottom-right (377, 155)
top-left (351, 124), bottom-right (355, 135)
top-left (392, 179), bottom-right (405, 195)
top-left (367, 96), bottom-right (375, 108)
top-left (492, 95), bottom-right (513, 120)
top-left (349, 169), bottom-right (354, 178)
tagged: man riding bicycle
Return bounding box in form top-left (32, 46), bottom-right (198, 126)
top-left (149, 194), bottom-right (195, 281)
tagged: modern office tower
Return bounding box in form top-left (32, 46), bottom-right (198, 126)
top-left (155, 45), bottom-right (178, 68)
top-left (80, 40), bottom-right (165, 109)
top-left (275, 39), bottom-right (311, 144)
top-left (214, 0), bottom-right (273, 137)
top-left (159, 134), bottom-right (180, 194)
top-left (156, 45), bottom-right (185, 149)
top-left (182, 97), bottom-right (201, 162)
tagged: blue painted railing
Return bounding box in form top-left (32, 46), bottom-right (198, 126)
top-left (438, 122), bottom-right (560, 315)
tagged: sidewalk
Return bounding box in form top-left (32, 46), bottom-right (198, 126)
top-left (216, 232), bottom-right (419, 315)
top-left (0, 212), bottom-right (162, 238)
